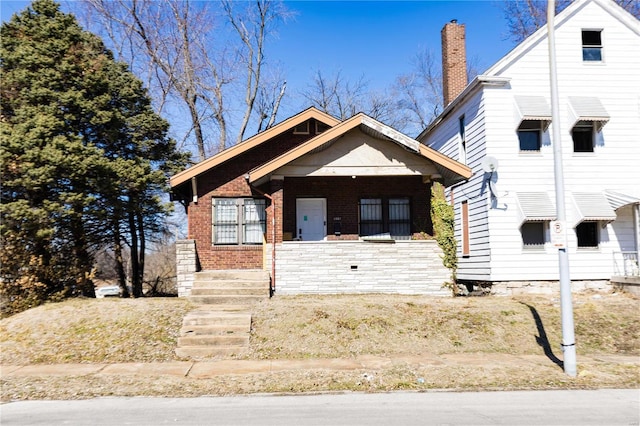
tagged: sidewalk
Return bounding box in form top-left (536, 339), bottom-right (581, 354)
top-left (3, 353), bottom-right (638, 379)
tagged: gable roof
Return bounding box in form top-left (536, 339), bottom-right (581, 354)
top-left (485, 0), bottom-right (640, 77)
top-left (418, 0), bottom-right (639, 142)
top-left (248, 113), bottom-right (472, 186)
top-left (169, 107), bottom-right (340, 188)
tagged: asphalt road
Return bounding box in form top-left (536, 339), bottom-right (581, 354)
top-left (2, 389), bottom-right (639, 426)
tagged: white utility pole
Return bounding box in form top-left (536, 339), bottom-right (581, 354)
top-left (547, 0), bottom-right (577, 377)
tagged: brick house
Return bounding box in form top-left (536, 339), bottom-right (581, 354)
top-left (170, 107), bottom-right (471, 296)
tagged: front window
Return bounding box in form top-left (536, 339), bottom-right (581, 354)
top-left (359, 198), bottom-right (383, 237)
top-left (521, 222), bottom-right (546, 249)
top-left (518, 120), bottom-right (543, 151)
top-left (576, 221), bottom-right (598, 248)
top-left (213, 198), bottom-right (266, 245)
top-left (359, 197), bottom-right (411, 239)
top-left (572, 121), bottom-right (594, 152)
top-left (582, 30), bottom-right (602, 62)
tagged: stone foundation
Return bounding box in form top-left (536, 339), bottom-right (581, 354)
top-left (268, 240), bottom-right (451, 295)
top-left (487, 280), bottom-right (612, 296)
top-left (176, 239), bottom-right (198, 297)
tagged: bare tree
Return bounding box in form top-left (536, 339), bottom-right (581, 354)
top-left (301, 70), bottom-right (398, 124)
top-left (500, 0), bottom-right (639, 43)
top-left (80, 0), bottom-right (289, 160)
top-left (393, 48), bottom-right (482, 136)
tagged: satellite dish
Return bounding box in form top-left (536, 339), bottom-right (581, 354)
top-left (481, 156), bottom-right (499, 173)
top-left (489, 180), bottom-right (499, 198)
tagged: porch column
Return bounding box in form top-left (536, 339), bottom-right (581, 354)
top-left (269, 177), bottom-right (284, 244)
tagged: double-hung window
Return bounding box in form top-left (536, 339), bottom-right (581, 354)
top-left (213, 198), bottom-right (266, 245)
top-left (359, 197), bottom-right (411, 239)
top-left (582, 30), bottom-right (603, 62)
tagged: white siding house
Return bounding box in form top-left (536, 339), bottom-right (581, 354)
top-left (419, 0), bottom-right (640, 293)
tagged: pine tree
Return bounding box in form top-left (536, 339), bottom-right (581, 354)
top-left (1, 0), bottom-right (188, 314)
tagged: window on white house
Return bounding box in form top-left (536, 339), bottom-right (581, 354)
top-left (458, 115), bottom-right (467, 164)
top-left (518, 120), bottom-right (543, 151)
top-left (572, 121), bottom-right (595, 152)
top-left (576, 221), bottom-right (599, 248)
top-left (213, 198), bottom-right (266, 245)
top-left (521, 222), bottom-right (546, 249)
top-left (582, 30), bottom-right (603, 62)
top-left (359, 197), bottom-right (411, 239)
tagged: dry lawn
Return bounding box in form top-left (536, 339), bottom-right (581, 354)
top-left (1, 290), bottom-right (639, 400)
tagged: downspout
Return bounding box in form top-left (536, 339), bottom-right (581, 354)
top-left (245, 175), bottom-right (276, 296)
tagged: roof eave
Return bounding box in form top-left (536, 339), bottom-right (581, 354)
top-left (169, 107), bottom-right (340, 188)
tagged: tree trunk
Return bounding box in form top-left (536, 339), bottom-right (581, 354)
top-left (113, 224), bottom-right (130, 298)
top-left (128, 210), bottom-right (142, 298)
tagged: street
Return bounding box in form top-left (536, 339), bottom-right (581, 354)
top-left (2, 389), bottom-right (639, 425)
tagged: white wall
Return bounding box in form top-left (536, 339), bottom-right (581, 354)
top-left (422, 0), bottom-right (640, 283)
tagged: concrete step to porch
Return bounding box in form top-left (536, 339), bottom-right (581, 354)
top-left (175, 346), bottom-right (247, 358)
top-left (182, 312), bottom-right (251, 327)
top-left (180, 324), bottom-right (249, 336)
top-left (177, 334), bottom-right (249, 347)
top-left (175, 269), bottom-right (270, 360)
top-left (189, 295), bottom-right (265, 305)
top-left (190, 286), bottom-right (266, 296)
top-left (193, 269), bottom-right (270, 281)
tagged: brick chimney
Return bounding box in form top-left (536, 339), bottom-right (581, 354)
top-left (441, 20), bottom-right (467, 107)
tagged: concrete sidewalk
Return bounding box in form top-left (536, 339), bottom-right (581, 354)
top-left (2, 353), bottom-right (638, 379)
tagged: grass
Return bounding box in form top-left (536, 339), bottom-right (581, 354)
top-left (1, 290), bottom-right (639, 400)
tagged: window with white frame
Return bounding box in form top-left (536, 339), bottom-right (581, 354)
top-left (518, 120), bottom-right (543, 151)
top-left (582, 30), bottom-right (603, 62)
top-left (521, 222), bottom-right (546, 249)
top-left (572, 121), bottom-right (595, 152)
top-left (576, 221), bottom-right (599, 248)
top-left (213, 198), bottom-right (266, 245)
top-left (359, 197), bottom-right (411, 239)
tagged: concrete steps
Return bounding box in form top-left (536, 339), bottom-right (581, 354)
top-left (175, 270), bottom-right (270, 360)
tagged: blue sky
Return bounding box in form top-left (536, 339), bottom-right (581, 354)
top-left (2, 0), bottom-right (516, 123)
top-left (2, 1), bottom-right (515, 89)
top-left (273, 1), bottom-right (514, 90)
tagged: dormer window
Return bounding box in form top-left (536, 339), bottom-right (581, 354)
top-left (315, 121), bottom-right (331, 134)
top-left (582, 30), bottom-right (603, 62)
top-left (293, 121), bottom-right (310, 135)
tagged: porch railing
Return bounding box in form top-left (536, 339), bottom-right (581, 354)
top-left (613, 251), bottom-right (639, 277)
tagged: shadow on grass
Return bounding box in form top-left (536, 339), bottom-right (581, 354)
top-left (520, 302), bottom-right (564, 370)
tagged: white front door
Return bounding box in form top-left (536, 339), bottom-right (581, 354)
top-left (296, 198), bottom-right (326, 241)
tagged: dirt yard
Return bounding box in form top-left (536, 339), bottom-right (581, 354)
top-left (1, 290), bottom-right (638, 399)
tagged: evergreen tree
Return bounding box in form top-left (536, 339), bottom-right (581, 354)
top-left (1, 0), bottom-right (188, 314)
